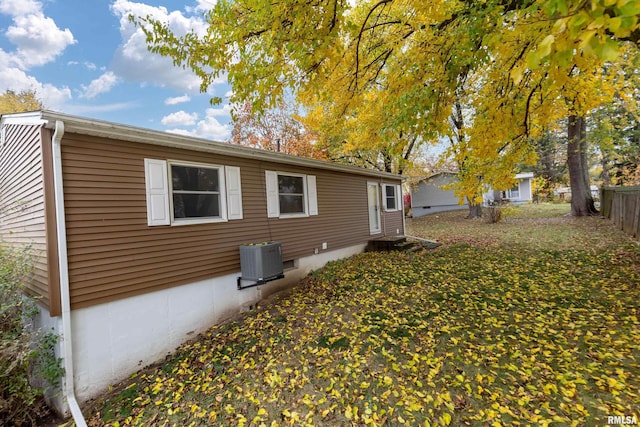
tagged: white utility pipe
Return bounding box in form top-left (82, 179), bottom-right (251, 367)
top-left (52, 119), bottom-right (88, 427)
top-left (401, 184), bottom-right (406, 236)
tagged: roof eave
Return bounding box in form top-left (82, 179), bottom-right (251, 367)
top-left (1, 111), bottom-right (47, 126)
top-left (36, 110), bottom-right (402, 181)
top-left (515, 172), bottom-right (534, 179)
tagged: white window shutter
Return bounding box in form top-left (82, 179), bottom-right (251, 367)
top-left (265, 170), bottom-right (279, 218)
top-left (307, 175), bottom-right (318, 216)
top-left (396, 184), bottom-right (402, 212)
top-left (144, 159), bottom-right (170, 226)
top-left (225, 166), bottom-right (243, 220)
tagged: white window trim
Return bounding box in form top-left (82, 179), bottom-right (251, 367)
top-left (266, 170), bottom-right (318, 219)
top-left (144, 158), bottom-right (243, 226)
top-left (278, 171), bottom-right (308, 218)
top-left (506, 181), bottom-right (521, 200)
top-left (169, 160), bottom-right (228, 226)
top-left (367, 181), bottom-right (382, 234)
top-left (382, 184), bottom-right (402, 212)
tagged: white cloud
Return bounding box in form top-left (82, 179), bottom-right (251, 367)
top-left (68, 60), bottom-right (97, 71)
top-left (165, 128), bottom-right (193, 137)
top-left (0, 57), bottom-right (71, 108)
top-left (166, 106), bottom-right (232, 141)
top-left (165, 94), bottom-right (191, 105)
top-left (0, 0), bottom-right (41, 16)
top-left (110, 0), bottom-right (221, 93)
top-left (160, 110), bottom-right (198, 126)
top-left (63, 101), bottom-right (139, 115)
top-left (0, 0), bottom-right (74, 108)
top-left (1, 0), bottom-right (75, 70)
top-left (206, 103), bottom-right (232, 117)
top-left (80, 71), bottom-right (119, 99)
top-left (197, 0), bottom-right (216, 10)
top-left (185, 0), bottom-right (216, 13)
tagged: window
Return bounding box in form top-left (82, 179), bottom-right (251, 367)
top-left (265, 170), bottom-right (318, 218)
top-left (384, 185), bottom-right (397, 211)
top-left (278, 174), bottom-right (305, 214)
top-left (382, 184), bottom-right (402, 212)
top-left (144, 159), bottom-right (243, 226)
top-left (505, 183), bottom-right (520, 200)
top-left (171, 164), bottom-right (222, 220)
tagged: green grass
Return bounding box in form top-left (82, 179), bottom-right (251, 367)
top-left (407, 203), bottom-right (620, 251)
top-left (85, 203), bottom-right (639, 426)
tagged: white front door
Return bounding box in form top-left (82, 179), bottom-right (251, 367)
top-left (367, 182), bottom-right (381, 234)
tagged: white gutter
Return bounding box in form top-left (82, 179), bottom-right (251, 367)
top-left (52, 120), bottom-right (88, 427)
top-left (37, 110), bottom-right (402, 181)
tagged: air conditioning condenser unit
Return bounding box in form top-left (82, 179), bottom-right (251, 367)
top-left (238, 241), bottom-right (284, 289)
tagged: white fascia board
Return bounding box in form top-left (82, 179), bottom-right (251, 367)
top-left (37, 110), bottom-right (403, 181)
top-left (515, 172), bottom-right (534, 179)
top-left (1, 111), bottom-right (46, 126)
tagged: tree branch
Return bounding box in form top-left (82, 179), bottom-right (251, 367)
top-left (355, 0), bottom-right (394, 91)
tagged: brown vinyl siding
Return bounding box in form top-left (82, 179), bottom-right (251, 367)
top-left (380, 207), bottom-right (404, 237)
top-left (40, 130), bottom-right (61, 316)
top-left (60, 132), bottom-right (403, 310)
top-left (0, 124), bottom-right (58, 312)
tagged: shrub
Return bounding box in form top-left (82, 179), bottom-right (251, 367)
top-left (486, 205), bottom-right (502, 223)
top-left (0, 245), bottom-right (63, 425)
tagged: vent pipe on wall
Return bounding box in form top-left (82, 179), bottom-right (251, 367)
top-left (52, 119), bottom-right (88, 427)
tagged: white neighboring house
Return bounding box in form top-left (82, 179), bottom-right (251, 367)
top-left (555, 185), bottom-right (600, 201)
top-left (411, 172), bottom-right (535, 218)
top-left (486, 172), bottom-right (535, 205)
top-left (410, 172), bottom-right (466, 217)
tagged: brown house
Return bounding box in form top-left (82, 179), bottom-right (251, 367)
top-left (0, 110), bottom-right (404, 417)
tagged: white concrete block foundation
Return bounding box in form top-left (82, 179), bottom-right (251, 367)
top-left (38, 243), bottom-right (366, 415)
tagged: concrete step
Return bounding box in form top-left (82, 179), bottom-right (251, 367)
top-left (367, 236), bottom-right (407, 252)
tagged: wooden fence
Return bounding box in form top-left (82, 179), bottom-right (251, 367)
top-left (601, 186), bottom-right (640, 239)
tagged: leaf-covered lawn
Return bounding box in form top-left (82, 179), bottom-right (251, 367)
top-left (87, 205), bottom-right (640, 426)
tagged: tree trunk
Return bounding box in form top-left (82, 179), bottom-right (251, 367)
top-left (467, 200), bottom-right (482, 219)
top-left (601, 157), bottom-right (611, 186)
top-left (567, 115), bottom-right (598, 216)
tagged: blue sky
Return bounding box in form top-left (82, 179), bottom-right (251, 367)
top-left (0, 0), bottom-right (233, 140)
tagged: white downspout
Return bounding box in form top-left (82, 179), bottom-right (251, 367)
top-left (401, 184), bottom-right (406, 236)
top-left (52, 120), bottom-right (88, 427)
